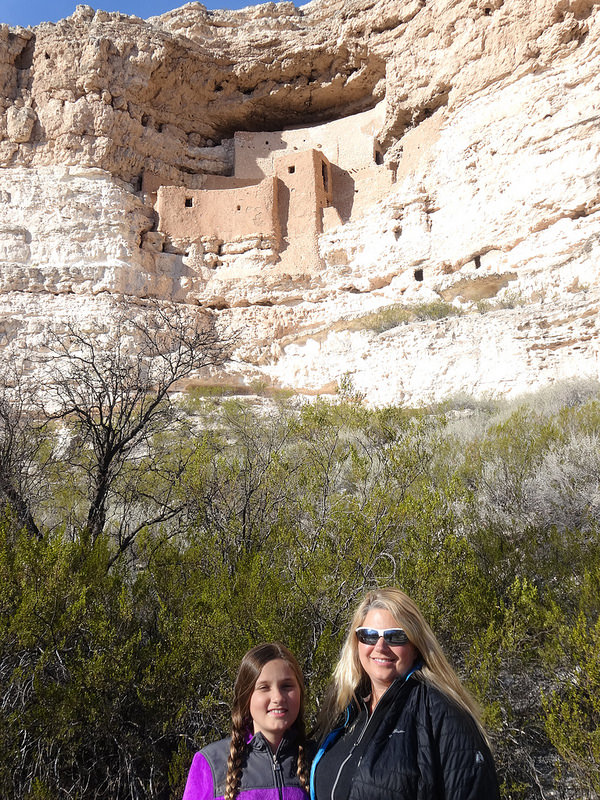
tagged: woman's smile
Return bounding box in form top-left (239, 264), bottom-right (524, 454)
top-left (358, 608), bottom-right (418, 706)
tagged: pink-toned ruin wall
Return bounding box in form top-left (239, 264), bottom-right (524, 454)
top-left (154, 102), bottom-right (393, 270)
top-left (274, 149), bottom-right (333, 272)
top-left (275, 149), bottom-right (332, 235)
top-left (156, 178), bottom-right (279, 244)
top-left (234, 101), bottom-right (386, 180)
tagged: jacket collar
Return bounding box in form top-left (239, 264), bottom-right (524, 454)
top-left (247, 726), bottom-right (298, 756)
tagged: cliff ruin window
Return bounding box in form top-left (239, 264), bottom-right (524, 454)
top-left (484, 7), bottom-right (492, 14)
top-left (288, 166), bottom-right (295, 174)
top-left (185, 198), bottom-right (193, 208)
top-left (414, 269), bottom-right (424, 282)
top-left (474, 255), bottom-right (481, 268)
top-left (322, 162), bottom-right (329, 192)
top-left (236, 205), bottom-right (241, 211)
top-left (375, 150), bottom-right (384, 165)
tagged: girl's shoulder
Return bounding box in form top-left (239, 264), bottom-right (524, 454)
top-left (182, 741), bottom-right (230, 800)
top-left (198, 736), bottom-right (231, 774)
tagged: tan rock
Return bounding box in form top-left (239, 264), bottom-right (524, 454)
top-left (1, 0), bottom-right (600, 406)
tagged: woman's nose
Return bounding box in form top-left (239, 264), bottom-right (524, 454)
top-left (372, 636), bottom-right (391, 651)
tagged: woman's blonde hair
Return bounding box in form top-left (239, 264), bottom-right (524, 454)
top-left (225, 642), bottom-right (310, 800)
top-left (318, 588), bottom-right (488, 742)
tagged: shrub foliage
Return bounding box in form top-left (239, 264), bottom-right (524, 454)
top-left (0, 379), bottom-right (599, 799)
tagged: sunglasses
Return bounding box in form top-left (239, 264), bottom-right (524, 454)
top-left (355, 627), bottom-right (410, 646)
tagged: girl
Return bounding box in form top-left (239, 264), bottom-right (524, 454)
top-left (183, 642), bottom-right (312, 800)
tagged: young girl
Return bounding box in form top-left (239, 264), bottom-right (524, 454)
top-left (183, 642), bottom-right (312, 800)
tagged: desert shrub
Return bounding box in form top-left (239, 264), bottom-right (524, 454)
top-left (543, 568), bottom-right (600, 798)
top-left (340, 299), bottom-right (462, 334)
top-left (497, 289), bottom-right (527, 308)
top-left (1, 386), bottom-right (600, 798)
top-left (349, 304), bottom-right (413, 332)
top-left (411, 300), bottom-right (463, 320)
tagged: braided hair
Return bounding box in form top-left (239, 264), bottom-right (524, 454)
top-left (224, 642), bottom-right (309, 800)
top-left (292, 712), bottom-right (311, 793)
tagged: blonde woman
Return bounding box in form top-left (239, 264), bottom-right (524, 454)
top-left (183, 642), bottom-right (313, 800)
top-left (310, 588), bottom-right (499, 800)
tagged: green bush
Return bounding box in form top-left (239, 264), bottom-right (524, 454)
top-left (340, 300), bottom-right (462, 334)
top-left (1, 386), bottom-right (600, 798)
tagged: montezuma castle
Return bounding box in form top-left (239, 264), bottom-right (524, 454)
top-left (152, 102), bottom-right (393, 275)
top-left (2, 0), bottom-right (600, 406)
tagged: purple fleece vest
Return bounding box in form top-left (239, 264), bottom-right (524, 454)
top-left (182, 733), bottom-right (309, 800)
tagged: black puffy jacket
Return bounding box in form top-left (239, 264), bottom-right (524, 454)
top-left (310, 675), bottom-right (500, 800)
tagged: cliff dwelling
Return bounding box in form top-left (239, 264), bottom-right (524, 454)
top-left (153, 101), bottom-right (396, 274)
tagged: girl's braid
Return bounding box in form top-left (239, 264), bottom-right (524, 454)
top-left (224, 724), bottom-right (248, 800)
top-left (294, 718), bottom-right (310, 793)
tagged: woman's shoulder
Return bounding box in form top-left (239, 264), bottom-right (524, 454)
top-left (412, 681), bottom-right (487, 744)
top-left (303, 737), bottom-right (318, 762)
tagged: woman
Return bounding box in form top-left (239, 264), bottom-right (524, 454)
top-left (310, 588), bottom-right (500, 800)
top-left (183, 642), bottom-right (312, 800)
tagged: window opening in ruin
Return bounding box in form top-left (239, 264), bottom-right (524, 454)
top-left (322, 162), bottom-right (329, 192)
top-left (484, 7), bottom-right (492, 14)
top-left (236, 205), bottom-right (241, 211)
top-left (414, 269), bottom-right (424, 282)
top-left (288, 166), bottom-right (295, 174)
top-left (375, 150), bottom-right (384, 165)
top-left (185, 198), bottom-right (193, 208)
top-left (474, 255), bottom-right (481, 268)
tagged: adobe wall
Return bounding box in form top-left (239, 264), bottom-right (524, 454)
top-left (234, 101), bottom-right (386, 180)
top-left (156, 178), bottom-right (279, 245)
top-left (323, 164), bottom-right (396, 231)
top-left (274, 149), bottom-right (333, 273)
top-left (154, 102), bottom-right (392, 272)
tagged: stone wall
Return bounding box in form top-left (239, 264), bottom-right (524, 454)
top-left (156, 178), bottom-right (280, 247)
top-left (233, 101), bottom-right (386, 180)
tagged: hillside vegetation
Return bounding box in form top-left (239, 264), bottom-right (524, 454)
top-left (1, 377), bottom-right (599, 799)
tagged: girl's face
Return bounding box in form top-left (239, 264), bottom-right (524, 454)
top-left (249, 658), bottom-right (301, 750)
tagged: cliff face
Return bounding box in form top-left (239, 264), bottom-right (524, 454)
top-left (1, 0), bottom-right (600, 405)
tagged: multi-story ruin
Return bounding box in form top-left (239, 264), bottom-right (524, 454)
top-left (155, 101), bottom-right (396, 273)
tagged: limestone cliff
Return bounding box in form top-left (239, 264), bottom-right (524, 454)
top-left (1, 0), bottom-right (599, 405)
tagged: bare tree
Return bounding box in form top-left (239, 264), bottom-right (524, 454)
top-left (0, 368), bottom-right (50, 539)
top-left (38, 302), bottom-right (233, 551)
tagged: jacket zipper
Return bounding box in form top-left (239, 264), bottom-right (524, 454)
top-left (272, 750), bottom-right (284, 800)
top-left (315, 672), bottom-right (421, 800)
top-left (330, 706), bottom-right (374, 800)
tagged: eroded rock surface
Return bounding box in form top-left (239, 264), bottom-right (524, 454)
top-left (1, 0), bottom-right (600, 405)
